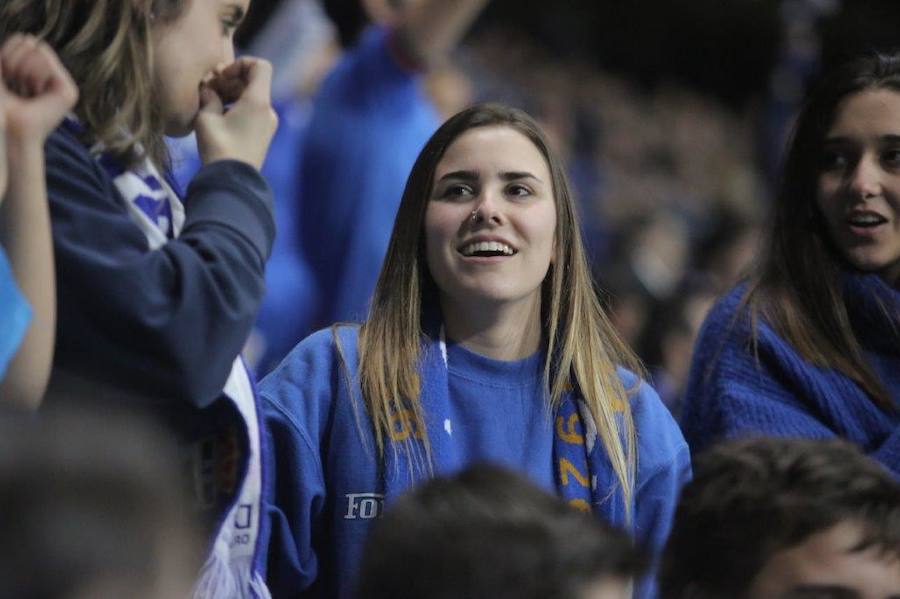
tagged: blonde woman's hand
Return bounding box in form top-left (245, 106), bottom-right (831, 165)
top-left (0, 34), bottom-right (78, 146)
top-left (194, 57), bottom-right (278, 171)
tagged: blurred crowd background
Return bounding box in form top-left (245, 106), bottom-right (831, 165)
top-left (198, 0), bottom-right (900, 416)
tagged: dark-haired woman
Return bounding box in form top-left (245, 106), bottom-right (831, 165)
top-left (682, 53), bottom-right (900, 478)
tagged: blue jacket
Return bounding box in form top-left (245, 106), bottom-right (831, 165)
top-left (43, 124), bottom-right (275, 559)
top-left (260, 326), bottom-right (691, 598)
top-left (681, 274), bottom-right (900, 478)
top-left (298, 27), bottom-right (439, 328)
top-left (44, 124), bottom-right (274, 406)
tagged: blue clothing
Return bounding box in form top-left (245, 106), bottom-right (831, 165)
top-left (0, 248), bottom-right (31, 379)
top-left (165, 100), bottom-right (320, 377)
top-left (261, 326), bottom-right (691, 598)
top-left (254, 99), bottom-right (319, 375)
top-left (298, 27), bottom-right (439, 328)
top-left (681, 274), bottom-right (900, 478)
top-left (44, 124), bottom-right (274, 405)
top-left (43, 123), bottom-right (275, 572)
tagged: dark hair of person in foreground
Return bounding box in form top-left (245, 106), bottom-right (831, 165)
top-left (0, 406), bottom-right (201, 599)
top-left (356, 463), bottom-right (646, 599)
top-left (660, 437), bottom-right (900, 599)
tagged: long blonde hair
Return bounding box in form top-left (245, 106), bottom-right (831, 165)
top-left (355, 103), bottom-right (645, 508)
top-left (0, 0), bottom-right (187, 167)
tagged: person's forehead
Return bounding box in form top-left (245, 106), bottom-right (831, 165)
top-left (751, 522), bottom-right (900, 599)
top-left (829, 89), bottom-right (900, 135)
top-left (436, 126), bottom-right (548, 174)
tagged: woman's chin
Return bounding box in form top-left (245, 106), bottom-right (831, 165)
top-left (163, 112), bottom-right (197, 139)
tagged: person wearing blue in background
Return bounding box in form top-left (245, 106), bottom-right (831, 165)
top-left (261, 104), bottom-right (691, 598)
top-left (682, 52), bottom-right (900, 478)
top-left (0, 35), bottom-right (77, 410)
top-left (298, 0), bottom-right (488, 331)
top-left (2, 1), bottom-right (279, 596)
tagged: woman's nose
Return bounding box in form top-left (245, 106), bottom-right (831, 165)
top-left (848, 155), bottom-right (883, 199)
top-left (471, 188), bottom-right (502, 225)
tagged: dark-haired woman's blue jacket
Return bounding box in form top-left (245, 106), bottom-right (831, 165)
top-left (681, 274), bottom-right (900, 478)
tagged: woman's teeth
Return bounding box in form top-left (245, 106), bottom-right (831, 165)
top-left (847, 213), bottom-right (887, 227)
top-left (460, 241), bottom-right (516, 256)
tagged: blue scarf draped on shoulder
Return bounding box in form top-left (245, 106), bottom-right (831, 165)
top-left (378, 317), bottom-right (631, 531)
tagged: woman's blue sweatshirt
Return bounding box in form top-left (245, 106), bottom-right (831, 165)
top-left (260, 326), bottom-right (691, 598)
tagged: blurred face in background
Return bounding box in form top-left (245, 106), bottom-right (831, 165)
top-left (362, 0), bottom-right (423, 25)
top-left (747, 520), bottom-right (900, 599)
top-left (580, 577), bottom-right (632, 599)
top-left (816, 89), bottom-right (900, 285)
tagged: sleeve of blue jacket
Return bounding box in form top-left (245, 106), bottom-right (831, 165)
top-left (46, 126), bottom-right (275, 407)
top-left (259, 329), bottom-right (336, 596)
top-left (627, 373), bottom-right (693, 599)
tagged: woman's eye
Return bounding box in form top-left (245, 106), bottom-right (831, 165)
top-left (506, 184), bottom-right (531, 197)
top-left (221, 18), bottom-right (239, 36)
top-left (441, 184), bottom-right (474, 199)
top-left (820, 150), bottom-right (848, 172)
top-left (882, 149), bottom-right (900, 167)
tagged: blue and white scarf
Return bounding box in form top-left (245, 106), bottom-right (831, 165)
top-left (381, 325), bottom-right (629, 530)
top-left (67, 118), bottom-right (271, 598)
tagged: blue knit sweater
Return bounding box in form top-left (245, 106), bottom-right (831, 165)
top-left (681, 273), bottom-right (900, 478)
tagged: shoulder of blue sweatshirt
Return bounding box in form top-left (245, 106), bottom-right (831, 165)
top-left (260, 325), bottom-right (690, 598)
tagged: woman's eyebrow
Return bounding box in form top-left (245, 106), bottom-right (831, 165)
top-left (437, 170), bottom-right (479, 183)
top-left (500, 171), bottom-right (542, 183)
top-left (824, 134), bottom-right (900, 144)
top-left (783, 584), bottom-right (858, 599)
top-left (435, 170), bottom-right (544, 184)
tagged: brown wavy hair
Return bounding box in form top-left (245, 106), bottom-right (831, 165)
top-left (0, 0), bottom-right (187, 167)
top-left (348, 103), bottom-right (645, 511)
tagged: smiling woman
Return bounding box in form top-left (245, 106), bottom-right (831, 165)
top-left (682, 53), bottom-right (900, 479)
top-left (816, 89), bottom-right (900, 284)
top-left (425, 125), bottom-right (557, 359)
top-left (260, 103), bottom-right (691, 598)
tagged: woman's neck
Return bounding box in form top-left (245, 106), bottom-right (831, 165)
top-left (440, 293), bottom-right (542, 361)
top-left (883, 262), bottom-right (900, 289)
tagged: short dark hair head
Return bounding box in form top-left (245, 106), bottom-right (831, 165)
top-left (0, 406), bottom-right (201, 598)
top-left (660, 438), bottom-right (900, 599)
top-left (357, 463), bottom-right (645, 599)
